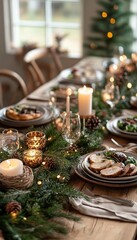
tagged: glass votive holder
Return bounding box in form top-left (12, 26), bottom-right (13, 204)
top-left (25, 131), bottom-right (46, 150)
top-left (23, 149), bottom-right (43, 168)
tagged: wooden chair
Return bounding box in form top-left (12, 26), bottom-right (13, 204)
top-left (0, 69), bottom-right (28, 108)
top-left (23, 47), bottom-right (63, 92)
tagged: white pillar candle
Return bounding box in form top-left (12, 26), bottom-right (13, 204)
top-left (0, 159), bottom-right (23, 177)
top-left (78, 86), bottom-right (93, 117)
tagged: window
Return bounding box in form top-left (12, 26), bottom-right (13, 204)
top-left (4, 0), bottom-right (82, 57)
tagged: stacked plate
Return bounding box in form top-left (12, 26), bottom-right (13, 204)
top-left (75, 151), bottom-right (137, 188)
top-left (0, 104), bottom-right (59, 127)
top-left (130, 96), bottom-right (137, 108)
top-left (106, 116), bottom-right (137, 139)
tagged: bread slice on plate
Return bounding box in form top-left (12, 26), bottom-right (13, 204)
top-left (100, 165), bottom-right (123, 177)
top-left (88, 153), bottom-right (104, 163)
top-left (89, 159), bottom-right (114, 173)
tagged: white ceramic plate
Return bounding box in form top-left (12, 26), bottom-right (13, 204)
top-left (75, 164), bottom-right (137, 188)
top-left (82, 152), bottom-right (137, 182)
top-left (0, 105), bottom-right (59, 127)
top-left (130, 96), bottom-right (137, 108)
top-left (2, 104), bottom-right (46, 123)
top-left (112, 116), bottom-right (137, 136)
top-left (106, 120), bottom-right (137, 140)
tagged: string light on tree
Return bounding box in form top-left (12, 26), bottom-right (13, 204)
top-left (85, 1), bottom-right (134, 57)
top-left (127, 83), bottom-right (132, 89)
top-left (107, 32), bottom-right (113, 38)
top-left (110, 18), bottom-right (116, 24)
top-left (102, 11), bottom-right (107, 18)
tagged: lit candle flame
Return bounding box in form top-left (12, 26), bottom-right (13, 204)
top-left (66, 88), bottom-right (72, 96)
top-left (6, 160), bottom-right (12, 167)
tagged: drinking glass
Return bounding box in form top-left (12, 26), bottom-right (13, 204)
top-left (105, 84), bottom-right (120, 108)
top-left (2, 128), bottom-right (20, 156)
top-left (62, 112), bottom-right (81, 146)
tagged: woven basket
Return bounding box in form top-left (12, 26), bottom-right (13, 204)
top-left (0, 166), bottom-right (34, 190)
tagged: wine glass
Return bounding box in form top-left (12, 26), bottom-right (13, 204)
top-left (102, 82), bottom-right (120, 109)
top-left (106, 84), bottom-right (120, 108)
top-left (2, 128), bottom-right (20, 156)
top-left (62, 112), bottom-right (81, 146)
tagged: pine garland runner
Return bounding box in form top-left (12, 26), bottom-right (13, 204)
top-left (0, 122), bottom-right (105, 240)
top-left (0, 74), bottom-right (135, 239)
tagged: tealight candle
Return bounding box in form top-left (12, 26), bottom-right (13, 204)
top-left (0, 159), bottom-right (23, 177)
top-left (23, 149), bottom-right (43, 168)
top-left (78, 86), bottom-right (93, 117)
top-left (25, 131), bottom-right (46, 150)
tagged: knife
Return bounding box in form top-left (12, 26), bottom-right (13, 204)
top-left (27, 96), bottom-right (49, 101)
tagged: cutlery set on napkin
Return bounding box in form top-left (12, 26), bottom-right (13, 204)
top-left (69, 188), bottom-right (137, 223)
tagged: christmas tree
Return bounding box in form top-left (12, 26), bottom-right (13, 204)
top-left (84, 0), bottom-right (134, 58)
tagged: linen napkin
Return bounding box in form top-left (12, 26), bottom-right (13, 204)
top-left (69, 193), bottom-right (137, 222)
top-left (70, 145), bottom-right (137, 223)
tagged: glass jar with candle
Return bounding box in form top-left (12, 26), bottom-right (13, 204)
top-left (23, 149), bottom-right (43, 168)
top-left (2, 129), bottom-right (20, 156)
top-left (25, 131), bottom-right (46, 150)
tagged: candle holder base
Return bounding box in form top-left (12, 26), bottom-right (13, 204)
top-left (0, 166), bottom-right (34, 190)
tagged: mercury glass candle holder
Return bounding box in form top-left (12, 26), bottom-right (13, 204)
top-left (25, 131), bottom-right (46, 150)
top-left (23, 149), bottom-right (43, 168)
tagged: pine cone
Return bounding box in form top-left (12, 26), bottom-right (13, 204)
top-left (42, 156), bottom-right (56, 170)
top-left (68, 144), bottom-right (78, 152)
top-left (86, 115), bottom-right (100, 130)
top-left (6, 201), bottom-right (22, 215)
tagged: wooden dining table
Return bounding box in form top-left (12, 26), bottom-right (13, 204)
top-left (1, 56), bottom-right (137, 240)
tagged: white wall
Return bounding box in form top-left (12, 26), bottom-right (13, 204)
top-left (0, 0), bottom-right (98, 80)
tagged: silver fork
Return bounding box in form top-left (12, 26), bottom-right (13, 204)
top-left (111, 138), bottom-right (124, 148)
top-left (111, 138), bottom-right (136, 149)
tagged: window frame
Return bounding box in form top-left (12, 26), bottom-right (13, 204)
top-left (4, 0), bottom-right (83, 57)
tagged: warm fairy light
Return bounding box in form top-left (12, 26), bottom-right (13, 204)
top-left (110, 76), bottom-right (114, 82)
top-left (120, 54), bottom-right (127, 62)
top-left (127, 83), bottom-right (132, 89)
top-left (136, 93), bottom-right (137, 97)
top-left (57, 174), bottom-right (61, 179)
top-left (23, 217), bottom-right (27, 221)
top-left (107, 32), bottom-right (113, 38)
top-left (110, 18), bottom-right (116, 24)
top-left (122, 95), bottom-right (125, 100)
top-left (66, 88), bottom-right (72, 96)
top-left (102, 11), bottom-right (107, 18)
top-left (47, 137), bottom-right (53, 141)
top-left (37, 180), bottom-right (42, 185)
top-left (11, 211), bottom-right (18, 219)
top-left (102, 126), bottom-right (105, 131)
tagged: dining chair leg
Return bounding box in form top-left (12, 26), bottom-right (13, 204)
top-left (0, 83), bottom-right (3, 108)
